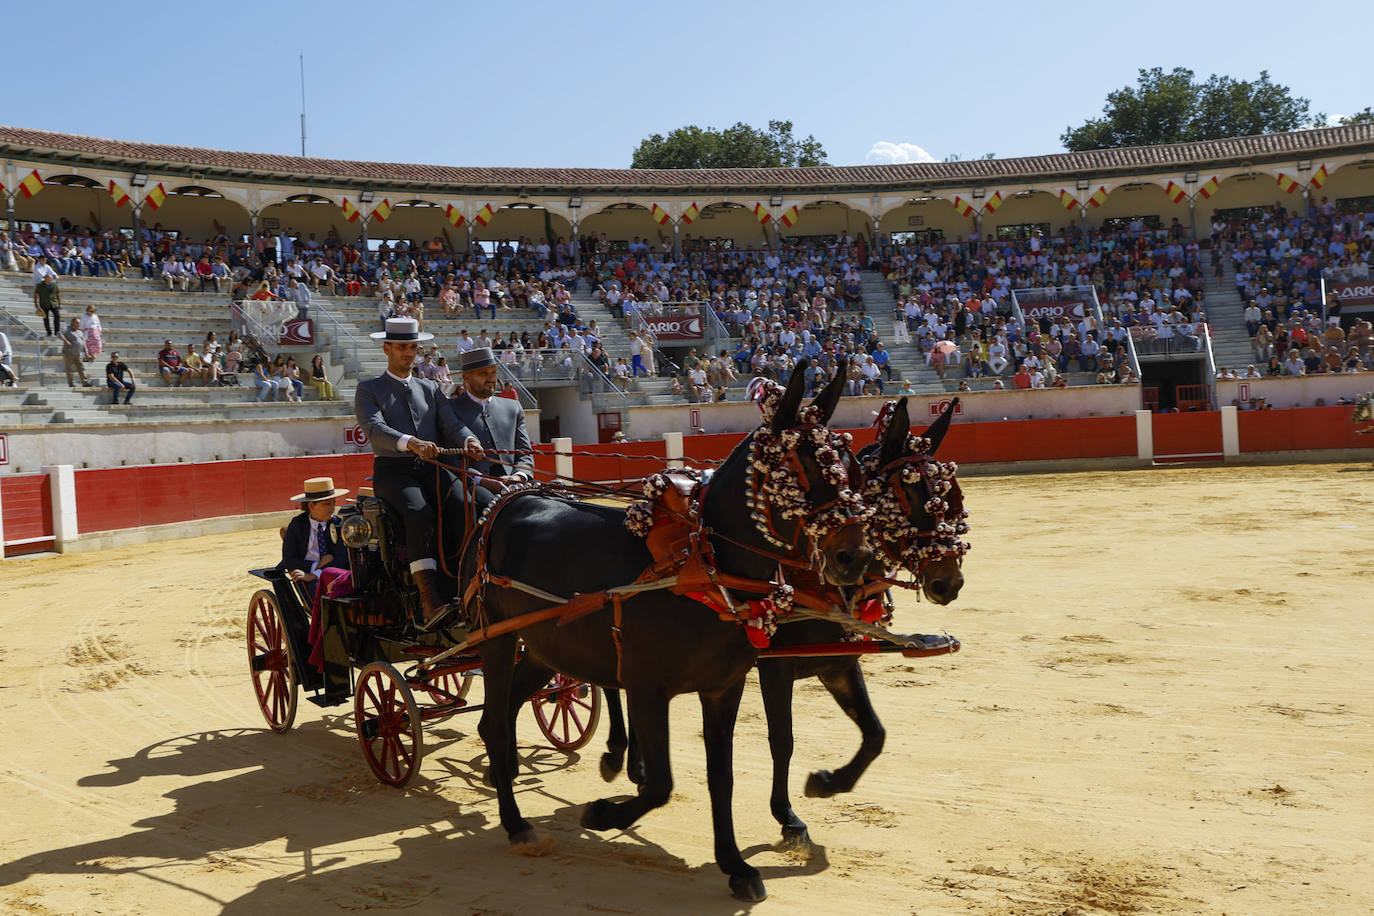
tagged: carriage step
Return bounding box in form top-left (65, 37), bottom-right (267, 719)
top-left (307, 692), bottom-right (348, 709)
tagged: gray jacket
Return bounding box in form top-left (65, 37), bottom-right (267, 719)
top-left (354, 372), bottom-right (474, 458)
top-left (449, 393), bottom-right (534, 480)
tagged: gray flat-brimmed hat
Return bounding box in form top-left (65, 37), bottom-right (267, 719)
top-left (460, 346), bottom-right (498, 371)
top-left (370, 316), bottom-right (433, 342)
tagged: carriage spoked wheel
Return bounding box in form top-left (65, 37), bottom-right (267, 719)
top-left (247, 589), bottom-right (298, 733)
top-left (418, 667), bottom-right (475, 709)
top-left (355, 661), bottom-right (424, 787)
top-left (531, 674), bottom-right (602, 751)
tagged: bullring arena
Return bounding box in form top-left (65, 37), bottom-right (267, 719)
top-left (3, 120), bottom-right (1374, 915)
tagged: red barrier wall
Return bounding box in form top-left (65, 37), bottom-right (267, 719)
top-left (1153, 412), bottom-right (1224, 458)
top-left (2, 473), bottom-right (53, 555)
top-left (571, 440), bottom-right (668, 483)
top-left (1238, 406), bottom-right (1374, 453)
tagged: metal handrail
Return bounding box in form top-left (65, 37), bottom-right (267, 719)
top-left (577, 351), bottom-right (629, 401)
top-left (310, 296), bottom-right (363, 381)
top-left (0, 305), bottom-right (44, 385)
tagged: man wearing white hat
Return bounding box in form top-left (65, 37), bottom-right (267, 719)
top-left (355, 317), bottom-right (482, 629)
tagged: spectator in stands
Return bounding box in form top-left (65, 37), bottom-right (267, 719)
top-left (252, 358), bottom-right (283, 401)
top-left (629, 330), bottom-right (649, 377)
top-left (158, 339), bottom-right (191, 386)
top-left (61, 319), bottom-right (89, 387)
top-left (273, 355), bottom-right (303, 401)
top-left (184, 342), bottom-right (213, 386)
top-left (105, 351), bottom-right (135, 404)
top-left (473, 281), bottom-right (495, 319)
top-left (33, 271), bottom-right (61, 336)
top-left (80, 305), bottom-right (103, 363)
top-left (288, 278), bottom-right (311, 320)
top-left (307, 355), bottom-right (336, 400)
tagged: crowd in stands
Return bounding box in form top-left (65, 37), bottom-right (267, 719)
top-left (1217, 199), bottom-right (1374, 376)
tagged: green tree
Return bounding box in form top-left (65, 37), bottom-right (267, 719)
top-left (1061, 67), bottom-right (1312, 152)
top-left (1338, 107), bottom-right (1374, 125)
top-left (631, 120), bottom-right (826, 169)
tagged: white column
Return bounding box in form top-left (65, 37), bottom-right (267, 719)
top-left (0, 474), bottom-right (7, 561)
top-left (663, 431), bottom-right (684, 470)
top-left (42, 464), bottom-right (78, 552)
top-left (1134, 410), bottom-right (1154, 461)
top-left (552, 436), bottom-right (573, 483)
top-left (1220, 405), bottom-right (1240, 458)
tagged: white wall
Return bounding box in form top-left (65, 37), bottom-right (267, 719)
top-left (0, 409), bottom-right (540, 474)
top-left (624, 384), bottom-right (1142, 439)
top-left (1216, 374), bottom-right (1370, 410)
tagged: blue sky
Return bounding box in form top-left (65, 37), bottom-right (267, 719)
top-left (6, 0), bottom-right (1367, 169)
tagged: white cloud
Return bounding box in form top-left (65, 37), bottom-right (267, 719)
top-left (865, 141), bottom-right (937, 165)
top-left (1325, 113), bottom-right (1346, 127)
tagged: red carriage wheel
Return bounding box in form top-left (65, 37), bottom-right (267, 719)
top-left (247, 589), bottom-right (298, 733)
top-left (421, 668), bottom-right (475, 707)
top-left (531, 675), bottom-right (602, 751)
top-left (355, 661), bottom-right (424, 787)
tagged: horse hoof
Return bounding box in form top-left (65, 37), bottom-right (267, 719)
top-left (780, 825), bottom-right (812, 850)
top-left (581, 799), bottom-right (614, 831)
top-left (599, 753), bottom-right (623, 783)
top-left (804, 770), bottom-right (836, 798)
top-left (729, 872), bottom-right (767, 902)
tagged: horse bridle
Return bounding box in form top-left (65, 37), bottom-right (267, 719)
top-left (860, 446), bottom-right (970, 585)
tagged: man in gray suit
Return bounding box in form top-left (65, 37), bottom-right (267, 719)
top-left (355, 317), bottom-right (482, 629)
top-left (446, 347), bottom-right (535, 504)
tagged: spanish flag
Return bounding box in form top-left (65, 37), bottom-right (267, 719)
top-left (19, 169), bottom-right (44, 199)
top-left (753, 203), bottom-right (773, 225)
top-left (650, 203), bottom-right (670, 225)
top-left (981, 191), bottom-right (1003, 215)
top-left (1197, 177), bottom-right (1220, 199)
top-left (1165, 181), bottom-right (1186, 204)
top-left (370, 198), bottom-right (392, 223)
top-left (474, 203), bottom-right (495, 227)
top-left (108, 180), bottom-right (131, 209)
top-left (680, 202), bottom-right (699, 224)
top-left (1276, 173), bottom-right (1299, 194)
top-left (143, 182), bottom-right (167, 210)
top-left (340, 198), bottom-right (361, 223)
top-left (953, 195), bottom-right (975, 218)
top-left (445, 204), bottom-right (466, 228)
top-left (779, 204), bottom-right (801, 228)
top-left (1058, 189), bottom-right (1079, 211)
top-left (1309, 164), bottom-right (1328, 190)
top-left (1088, 186), bottom-right (1108, 208)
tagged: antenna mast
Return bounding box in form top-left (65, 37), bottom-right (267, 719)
top-left (299, 53), bottom-right (307, 157)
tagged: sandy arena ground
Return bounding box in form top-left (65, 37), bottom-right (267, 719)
top-left (1, 462), bottom-right (1371, 915)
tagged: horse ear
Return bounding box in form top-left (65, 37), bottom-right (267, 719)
top-left (811, 359), bottom-right (847, 424)
top-left (925, 397), bottom-right (958, 455)
top-left (772, 358), bottom-right (810, 431)
top-left (880, 398), bottom-right (910, 461)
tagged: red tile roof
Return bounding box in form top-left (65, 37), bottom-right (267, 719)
top-left (2, 124), bottom-right (1371, 191)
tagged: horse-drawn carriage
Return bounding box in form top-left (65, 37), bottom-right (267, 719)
top-left (244, 361), bottom-right (968, 900)
top-left (246, 486), bottom-right (602, 787)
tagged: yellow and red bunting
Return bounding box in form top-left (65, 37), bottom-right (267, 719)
top-left (649, 203), bottom-right (670, 225)
top-left (953, 195), bottom-right (975, 218)
top-left (1165, 180), bottom-right (1187, 203)
top-left (753, 203), bottom-right (773, 225)
top-left (445, 204), bottom-right (466, 228)
top-left (474, 203), bottom-right (495, 227)
top-left (1197, 176), bottom-right (1220, 199)
top-left (107, 180), bottom-right (131, 209)
top-left (1308, 164), bottom-right (1328, 190)
top-left (143, 182), bottom-right (167, 210)
top-left (1058, 189), bottom-right (1079, 211)
top-left (19, 169), bottom-right (44, 199)
top-left (680, 202), bottom-right (699, 224)
top-left (779, 204), bottom-right (801, 228)
top-left (1088, 186), bottom-right (1108, 208)
top-left (341, 198), bottom-right (361, 223)
top-left (1276, 172), bottom-right (1299, 194)
top-left (981, 191), bottom-right (1004, 215)
top-left (370, 198), bottom-right (392, 223)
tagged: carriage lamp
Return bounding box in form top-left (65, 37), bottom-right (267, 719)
top-left (341, 514), bottom-right (374, 549)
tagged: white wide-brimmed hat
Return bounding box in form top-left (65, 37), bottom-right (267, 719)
top-left (370, 316), bottom-right (433, 342)
top-left (291, 476), bottom-right (350, 503)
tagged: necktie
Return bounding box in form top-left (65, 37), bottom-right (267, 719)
top-left (400, 376), bottom-right (421, 434)
top-left (315, 522), bottom-right (327, 556)
top-left (479, 405), bottom-right (503, 473)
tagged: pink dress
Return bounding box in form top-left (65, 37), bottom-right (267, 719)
top-left (80, 314), bottom-right (103, 359)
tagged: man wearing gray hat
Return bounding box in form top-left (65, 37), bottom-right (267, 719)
top-left (446, 346), bottom-right (534, 502)
top-left (355, 317), bottom-right (483, 629)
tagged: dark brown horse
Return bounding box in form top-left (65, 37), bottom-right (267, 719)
top-left (461, 361), bottom-right (872, 900)
top-left (601, 398), bottom-right (968, 848)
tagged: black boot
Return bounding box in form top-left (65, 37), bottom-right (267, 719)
top-left (413, 568), bottom-right (458, 632)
